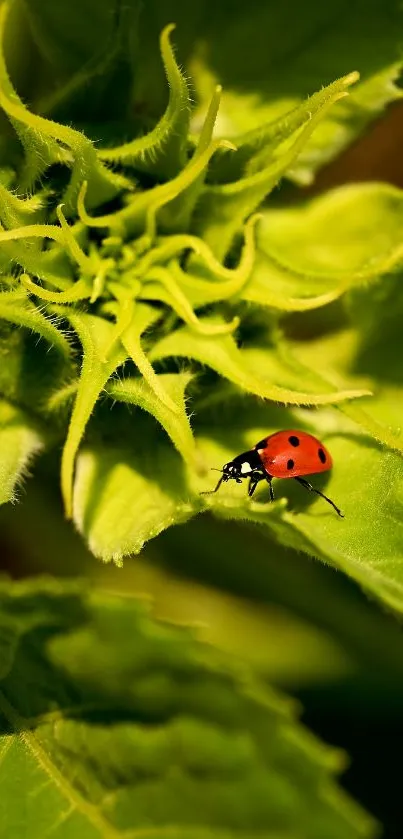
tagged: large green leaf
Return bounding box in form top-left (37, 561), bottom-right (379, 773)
top-left (70, 364), bottom-right (403, 620)
top-left (241, 182), bottom-right (403, 313)
top-left (0, 578), bottom-right (375, 838)
top-left (191, 392), bottom-right (403, 615)
top-left (254, 182), bottom-right (403, 277)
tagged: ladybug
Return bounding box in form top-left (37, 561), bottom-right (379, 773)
top-left (203, 430), bottom-right (343, 517)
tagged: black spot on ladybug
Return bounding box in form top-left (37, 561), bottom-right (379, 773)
top-left (287, 458), bottom-right (295, 470)
top-left (288, 435), bottom-right (300, 447)
top-left (318, 448), bottom-right (326, 464)
top-left (255, 439), bottom-right (268, 450)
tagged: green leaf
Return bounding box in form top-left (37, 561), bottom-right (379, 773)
top-left (150, 316), bottom-right (370, 407)
top-left (0, 0), bottom-right (66, 187)
top-left (138, 266), bottom-right (240, 336)
top-left (0, 289), bottom-right (72, 358)
top-left (236, 181), bottom-right (403, 314)
top-left (107, 371), bottom-right (199, 469)
top-left (193, 76), bottom-right (356, 260)
top-left (207, 74), bottom-right (357, 186)
top-left (0, 0), bottom-right (131, 206)
top-left (0, 231), bottom-right (74, 289)
top-left (98, 545), bottom-right (355, 688)
top-left (246, 205), bottom-right (400, 614)
top-left (20, 0), bottom-right (146, 129)
top-left (244, 254), bottom-right (343, 313)
top-left (0, 181), bottom-right (45, 228)
top-left (158, 86), bottom-right (225, 234)
top-left (0, 314), bottom-right (75, 433)
top-left (4, 469), bottom-right (403, 700)
top-left (272, 420), bottom-right (403, 615)
top-left (255, 182), bottom-right (403, 277)
top-left (99, 23), bottom-right (191, 180)
top-left (0, 578), bottom-right (376, 837)
top-left (82, 133), bottom-right (232, 241)
top-left (276, 335), bottom-right (403, 457)
top-left (73, 415), bottom-right (195, 561)
top-left (56, 308), bottom-right (127, 519)
top-left (0, 399), bottom-right (44, 504)
top-left (120, 301), bottom-right (182, 415)
top-left (191, 390), bottom-right (403, 615)
top-left (245, 179), bottom-right (403, 455)
top-left (189, 0), bottom-right (403, 183)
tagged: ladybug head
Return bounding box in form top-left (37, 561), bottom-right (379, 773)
top-left (201, 450), bottom-right (262, 497)
top-left (222, 461), bottom-right (243, 483)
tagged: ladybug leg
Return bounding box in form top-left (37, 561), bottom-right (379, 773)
top-left (251, 474), bottom-right (274, 501)
top-left (295, 477), bottom-right (344, 518)
top-left (266, 477), bottom-right (274, 502)
top-left (248, 471), bottom-right (265, 498)
top-left (248, 475), bottom-right (260, 497)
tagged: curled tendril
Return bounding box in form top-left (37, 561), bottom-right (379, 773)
top-left (132, 212), bottom-right (261, 289)
top-left (140, 265), bottom-right (239, 335)
top-left (101, 296), bottom-right (135, 363)
top-left (21, 273), bottom-right (92, 304)
top-left (0, 212), bottom-right (95, 279)
top-left (77, 134), bottom-right (236, 237)
top-left (97, 282), bottom-right (181, 414)
top-left (90, 258), bottom-right (115, 303)
top-left (56, 204), bottom-right (96, 275)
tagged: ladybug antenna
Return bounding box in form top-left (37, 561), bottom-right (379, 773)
top-left (210, 467), bottom-right (223, 473)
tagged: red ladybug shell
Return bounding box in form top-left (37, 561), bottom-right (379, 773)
top-left (255, 430), bottom-right (332, 479)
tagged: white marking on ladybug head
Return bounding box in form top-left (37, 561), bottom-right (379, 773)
top-left (240, 461), bottom-right (252, 474)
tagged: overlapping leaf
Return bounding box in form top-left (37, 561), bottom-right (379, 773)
top-left (0, 578), bottom-right (375, 838)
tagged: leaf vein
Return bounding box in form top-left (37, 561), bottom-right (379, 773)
top-left (0, 690), bottom-right (120, 838)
